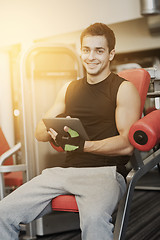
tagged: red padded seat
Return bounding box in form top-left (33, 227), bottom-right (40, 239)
top-left (4, 171), bottom-right (23, 187)
top-left (52, 195), bottom-right (78, 212)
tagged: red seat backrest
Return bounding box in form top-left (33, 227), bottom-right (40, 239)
top-left (118, 68), bottom-right (151, 116)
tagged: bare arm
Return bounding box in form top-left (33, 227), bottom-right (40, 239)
top-left (35, 82), bottom-right (70, 142)
top-left (84, 81), bottom-right (141, 156)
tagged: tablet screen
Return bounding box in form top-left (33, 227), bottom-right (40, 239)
top-left (43, 117), bottom-right (89, 140)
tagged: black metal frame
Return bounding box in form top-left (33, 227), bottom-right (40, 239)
top-left (114, 148), bottom-right (160, 239)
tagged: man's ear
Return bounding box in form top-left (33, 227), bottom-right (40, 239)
top-left (109, 49), bottom-right (115, 61)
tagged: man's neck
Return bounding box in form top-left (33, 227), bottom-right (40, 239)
top-left (87, 70), bottom-right (111, 85)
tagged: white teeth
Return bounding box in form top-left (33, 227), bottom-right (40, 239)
top-left (87, 63), bottom-right (97, 68)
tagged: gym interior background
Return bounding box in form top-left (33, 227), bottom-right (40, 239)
top-left (0, 0), bottom-right (160, 239)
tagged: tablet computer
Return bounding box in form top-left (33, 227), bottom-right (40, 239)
top-left (43, 117), bottom-right (89, 140)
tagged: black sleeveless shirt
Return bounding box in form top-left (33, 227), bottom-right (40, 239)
top-left (63, 72), bottom-right (130, 177)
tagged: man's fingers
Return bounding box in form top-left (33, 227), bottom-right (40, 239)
top-left (48, 128), bottom-right (58, 140)
top-left (64, 126), bottom-right (69, 132)
top-left (64, 127), bottom-right (79, 138)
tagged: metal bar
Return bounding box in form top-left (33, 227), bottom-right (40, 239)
top-left (0, 172), bottom-right (5, 199)
top-left (113, 171), bottom-right (136, 240)
top-left (130, 149), bottom-right (144, 170)
top-left (0, 164), bottom-right (26, 173)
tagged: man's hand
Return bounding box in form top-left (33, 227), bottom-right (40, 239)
top-left (48, 127), bottom-right (85, 152)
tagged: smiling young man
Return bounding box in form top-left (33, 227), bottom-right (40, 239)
top-left (0, 23), bottom-right (140, 240)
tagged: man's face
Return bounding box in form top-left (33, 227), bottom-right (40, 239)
top-left (81, 35), bottom-right (115, 78)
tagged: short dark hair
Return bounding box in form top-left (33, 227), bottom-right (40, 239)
top-left (80, 23), bottom-right (116, 53)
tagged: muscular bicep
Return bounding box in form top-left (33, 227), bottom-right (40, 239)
top-left (116, 81), bottom-right (141, 138)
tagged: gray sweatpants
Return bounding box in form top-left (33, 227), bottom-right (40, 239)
top-left (0, 166), bottom-right (126, 240)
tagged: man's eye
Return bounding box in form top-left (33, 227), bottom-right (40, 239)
top-left (82, 49), bottom-right (89, 54)
top-left (97, 50), bottom-right (104, 54)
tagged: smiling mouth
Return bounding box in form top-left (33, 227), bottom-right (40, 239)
top-left (86, 63), bottom-right (98, 68)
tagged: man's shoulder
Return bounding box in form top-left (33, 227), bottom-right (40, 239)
top-left (117, 80), bottom-right (140, 103)
top-left (118, 80), bottom-right (138, 93)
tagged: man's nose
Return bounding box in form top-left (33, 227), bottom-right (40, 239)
top-left (88, 50), bottom-right (95, 60)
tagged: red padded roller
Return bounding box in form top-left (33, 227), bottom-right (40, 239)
top-left (129, 110), bottom-right (160, 151)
